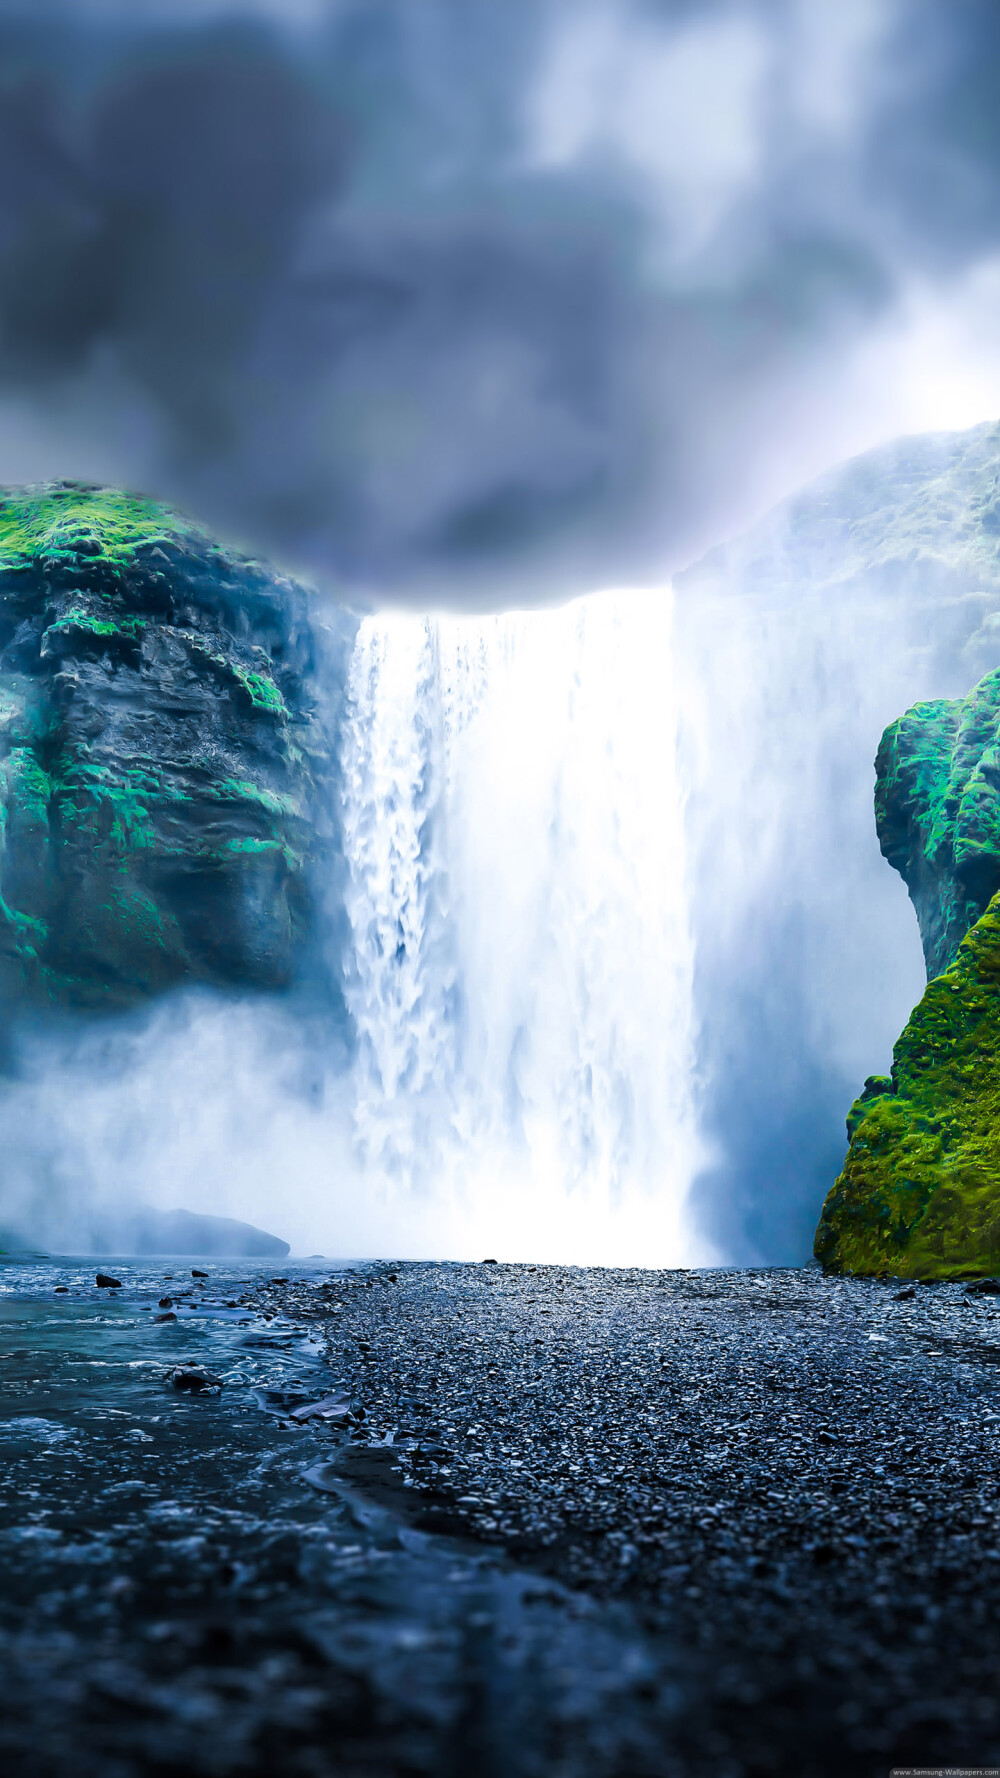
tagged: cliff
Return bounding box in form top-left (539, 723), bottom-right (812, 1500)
top-left (816, 667), bottom-right (1000, 1277)
top-left (874, 672), bottom-right (1000, 979)
top-left (0, 481), bottom-right (350, 1014)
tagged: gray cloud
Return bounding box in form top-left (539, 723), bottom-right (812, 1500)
top-left (0, 1), bottom-right (995, 598)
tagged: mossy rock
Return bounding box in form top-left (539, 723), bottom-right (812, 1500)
top-left (816, 659), bottom-right (1000, 1277)
top-left (876, 668), bottom-right (1000, 979)
top-left (0, 481), bottom-right (352, 1012)
top-left (816, 891), bottom-right (1000, 1278)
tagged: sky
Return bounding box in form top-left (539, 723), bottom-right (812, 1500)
top-left (1, 1), bottom-right (1000, 601)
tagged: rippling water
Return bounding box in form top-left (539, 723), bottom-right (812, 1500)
top-left (0, 1257), bottom-right (678, 1778)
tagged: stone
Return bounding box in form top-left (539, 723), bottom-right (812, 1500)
top-left (96, 1273), bottom-right (122, 1288)
top-left (0, 481), bottom-right (354, 1015)
top-left (289, 1395), bottom-right (352, 1423)
top-left (874, 670), bottom-right (1000, 979)
top-left (168, 1364), bottom-right (222, 1394)
top-left (816, 671), bottom-right (1000, 1275)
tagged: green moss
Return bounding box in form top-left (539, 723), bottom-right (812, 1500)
top-left (875, 668), bottom-right (1000, 977)
top-left (52, 759), bottom-right (157, 854)
top-left (235, 667), bottom-right (287, 716)
top-left (0, 485), bottom-right (200, 572)
top-left (0, 478), bottom-right (332, 1011)
top-left (815, 893), bottom-right (1000, 1278)
top-left (225, 836), bottom-right (282, 856)
top-left (214, 777), bottom-right (297, 818)
top-left (183, 636), bottom-right (287, 718)
top-left (0, 893), bottom-right (46, 958)
top-left (2, 748), bottom-right (51, 828)
top-left (96, 884), bottom-right (186, 972)
top-left (46, 605), bottom-right (148, 642)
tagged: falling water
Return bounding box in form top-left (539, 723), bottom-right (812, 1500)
top-left (0, 588), bottom-right (715, 1267)
top-left (337, 588), bottom-right (713, 1265)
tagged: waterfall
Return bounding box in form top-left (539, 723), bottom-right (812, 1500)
top-left (337, 587), bottom-right (713, 1265)
top-left (0, 586), bottom-right (714, 1267)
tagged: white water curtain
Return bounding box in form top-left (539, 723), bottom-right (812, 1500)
top-left (337, 587), bottom-right (711, 1263)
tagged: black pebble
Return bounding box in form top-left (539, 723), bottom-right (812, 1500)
top-left (168, 1365), bottom-right (222, 1394)
top-left (96, 1273), bottom-right (122, 1289)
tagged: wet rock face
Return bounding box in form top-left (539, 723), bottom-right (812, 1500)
top-left (815, 894), bottom-right (1000, 1278)
top-left (817, 666), bottom-right (1000, 1278)
top-left (0, 481), bottom-right (350, 1012)
top-left (875, 669), bottom-right (1000, 980)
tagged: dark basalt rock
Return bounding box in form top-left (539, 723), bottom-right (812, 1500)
top-left (168, 1364), bottom-right (222, 1394)
top-left (0, 480), bottom-right (354, 1013)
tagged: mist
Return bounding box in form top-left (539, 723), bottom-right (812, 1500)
top-left (3, 4), bottom-right (1000, 1263)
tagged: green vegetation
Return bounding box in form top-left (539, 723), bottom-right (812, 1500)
top-left (2, 747), bottom-right (51, 828)
top-left (0, 478), bottom-right (331, 1011)
top-left (0, 485), bottom-right (201, 572)
top-left (817, 661), bottom-right (1000, 1276)
top-left (235, 667), bottom-right (287, 716)
top-left (215, 777), bottom-right (297, 818)
top-left (226, 837), bottom-right (282, 856)
top-left (816, 891), bottom-right (1000, 1278)
top-left (45, 606), bottom-right (148, 642)
top-left (876, 668), bottom-right (1000, 978)
top-left (184, 637), bottom-right (288, 718)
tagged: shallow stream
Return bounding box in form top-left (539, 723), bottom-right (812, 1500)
top-left (0, 1258), bottom-right (677, 1778)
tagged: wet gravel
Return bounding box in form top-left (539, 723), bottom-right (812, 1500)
top-left (7, 1257), bottom-right (1000, 1776)
top-left (242, 1259), bottom-right (1000, 1773)
top-left (0, 1259), bottom-right (681, 1778)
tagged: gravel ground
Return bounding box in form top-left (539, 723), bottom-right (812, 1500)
top-left (0, 1260), bottom-right (683, 1778)
top-left (241, 1259), bottom-right (1000, 1774)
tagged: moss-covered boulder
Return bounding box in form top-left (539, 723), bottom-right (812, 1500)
top-left (816, 893), bottom-right (1000, 1277)
top-left (816, 665), bottom-right (1000, 1277)
top-left (0, 481), bottom-right (347, 1012)
top-left (875, 670), bottom-right (1000, 979)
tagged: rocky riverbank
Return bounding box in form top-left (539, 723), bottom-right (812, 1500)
top-left (5, 1256), bottom-right (1000, 1776)
top-left (244, 1258), bottom-right (1000, 1774)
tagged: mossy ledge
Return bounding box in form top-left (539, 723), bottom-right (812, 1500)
top-left (816, 665), bottom-right (1000, 1278)
top-left (0, 481), bottom-right (353, 1012)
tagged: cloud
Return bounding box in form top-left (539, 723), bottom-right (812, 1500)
top-left (528, 4), bottom-right (774, 263)
top-left (0, 1), bottom-right (995, 599)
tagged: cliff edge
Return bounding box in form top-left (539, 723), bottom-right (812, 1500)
top-left (816, 668), bottom-right (1000, 1277)
top-left (0, 481), bottom-right (348, 1013)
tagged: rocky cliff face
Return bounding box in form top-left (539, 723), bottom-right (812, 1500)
top-left (874, 672), bottom-right (1000, 980)
top-left (816, 667), bottom-right (1000, 1277)
top-left (0, 482), bottom-right (352, 1014)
